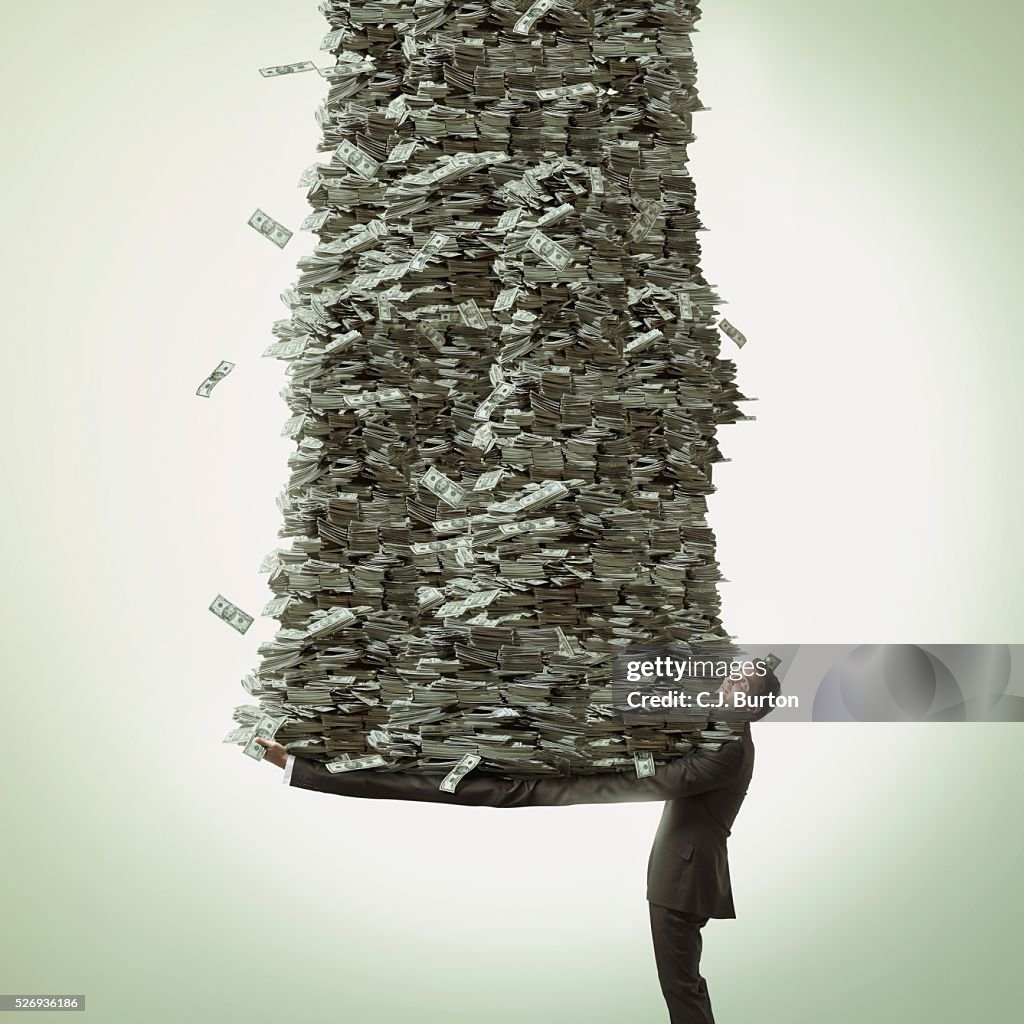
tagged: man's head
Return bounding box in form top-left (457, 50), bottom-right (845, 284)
top-left (714, 662), bottom-right (782, 723)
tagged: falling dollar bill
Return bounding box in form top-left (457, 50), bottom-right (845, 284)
top-left (625, 199), bottom-right (664, 243)
top-left (195, 360), bottom-right (235, 398)
top-left (259, 61), bottom-right (317, 78)
top-left (719, 318), bottom-right (748, 349)
top-left (297, 163), bottom-right (320, 188)
top-left (634, 751), bottom-right (656, 778)
top-left (320, 28), bottom-right (346, 50)
top-left (458, 300), bottom-right (487, 330)
top-left (439, 753), bottom-right (482, 793)
top-left (419, 467), bottom-right (467, 508)
top-left (248, 209), bottom-right (293, 249)
top-left (325, 754), bottom-right (387, 773)
top-left (209, 594), bottom-right (254, 635)
top-left (281, 413), bottom-right (306, 438)
top-left (258, 549), bottom-right (283, 573)
top-left (497, 208), bottom-right (522, 231)
top-left (473, 469), bottom-right (505, 491)
top-left (471, 422), bottom-right (495, 452)
top-left (335, 139), bottom-right (381, 180)
top-left (223, 728), bottom-right (251, 744)
top-left (386, 139), bottom-right (418, 165)
top-left (555, 627), bottom-right (576, 657)
top-left (526, 230), bottom-right (572, 271)
top-left (763, 653), bottom-right (782, 672)
top-left (513, 0), bottom-right (557, 34)
top-left (493, 286), bottom-right (519, 313)
top-left (410, 231), bottom-right (448, 272)
top-left (473, 381), bottom-right (516, 421)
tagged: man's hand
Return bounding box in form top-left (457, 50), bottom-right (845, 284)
top-left (255, 738), bottom-right (289, 769)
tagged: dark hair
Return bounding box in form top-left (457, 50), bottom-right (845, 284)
top-left (747, 666), bottom-right (782, 722)
top-left (710, 664), bottom-right (782, 725)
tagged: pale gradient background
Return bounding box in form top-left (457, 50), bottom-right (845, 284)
top-left (1, 1), bottom-right (1021, 1021)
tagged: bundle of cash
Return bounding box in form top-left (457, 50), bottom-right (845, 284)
top-left (229, 0), bottom-right (755, 775)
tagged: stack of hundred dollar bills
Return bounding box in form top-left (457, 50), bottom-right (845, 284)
top-left (228, 0), bottom-right (755, 782)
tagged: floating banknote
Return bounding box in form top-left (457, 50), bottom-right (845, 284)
top-left (473, 382), bottom-right (515, 421)
top-left (320, 28), bottom-right (345, 50)
top-left (473, 469), bottom-right (504, 491)
top-left (497, 209), bottom-right (522, 231)
top-left (513, 0), bottom-right (557, 35)
top-left (440, 754), bottom-right (482, 793)
top-left (471, 423), bottom-right (495, 452)
top-left (259, 61), bottom-right (316, 78)
top-left (526, 230), bottom-right (572, 270)
top-left (764, 653), bottom-right (782, 672)
top-left (335, 139), bottom-right (381, 180)
top-left (634, 752), bottom-right (656, 778)
top-left (493, 286), bottom-right (519, 312)
top-left (410, 231), bottom-right (448, 272)
top-left (419, 467), bottom-right (467, 508)
top-left (281, 413), bottom-right (305, 438)
top-left (258, 549), bottom-right (283, 573)
top-left (248, 209), bottom-right (293, 249)
top-left (210, 594), bottom-right (254, 635)
top-left (626, 199), bottom-right (663, 243)
top-left (387, 140), bottom-right (418, 165)
top-left (326, 754), bottom-right (386, 773)
top-left (196, 360), bottom-right (235, 398)
top-left (719, 318), bottom-right (748, 349)
top-left (458, 300), bottom-right (487, 330)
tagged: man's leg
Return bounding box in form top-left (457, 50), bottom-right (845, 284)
top-left (648, 902), bottom-right (715, 1024)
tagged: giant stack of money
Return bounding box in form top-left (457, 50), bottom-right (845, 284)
top-left (231, 0), bottom-right (753, 778)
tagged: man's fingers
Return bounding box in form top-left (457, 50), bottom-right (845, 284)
top-left (255, 737), bottom-right (271, 747)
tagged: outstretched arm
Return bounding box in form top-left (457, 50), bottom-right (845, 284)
top-left (257, 738), bottom-right (746, 807)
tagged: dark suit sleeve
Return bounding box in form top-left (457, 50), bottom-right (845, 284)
top-left (288, 741), bottom-right (746, 808)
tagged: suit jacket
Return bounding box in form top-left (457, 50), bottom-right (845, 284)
top-left (289, 727), bottom-right (754, 919)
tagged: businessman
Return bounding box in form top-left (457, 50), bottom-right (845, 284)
top-left (258, 668), bottom-right (777, 1023)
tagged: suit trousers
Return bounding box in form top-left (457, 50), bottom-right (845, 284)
top-left (649, 903), bottom-right (715, 1024)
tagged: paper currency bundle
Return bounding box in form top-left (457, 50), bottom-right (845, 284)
top-left (234, 0), bottom-right (752, 776)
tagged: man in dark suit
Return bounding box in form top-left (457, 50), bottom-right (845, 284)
top-left (257, 669), bottom-right (773, 1023)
